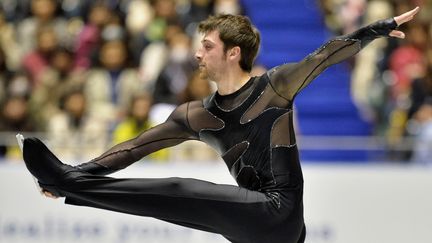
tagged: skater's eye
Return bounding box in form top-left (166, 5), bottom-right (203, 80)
top-left (201, 40), bottom-right (214, 51)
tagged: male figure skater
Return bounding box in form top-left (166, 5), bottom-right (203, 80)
top-left (21, 7), bottom-right (419, 243)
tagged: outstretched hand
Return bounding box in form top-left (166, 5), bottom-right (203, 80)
top-left (43, 189), bottom-right (59, 199)
top-left (389, 6), bottom-right (420, 39)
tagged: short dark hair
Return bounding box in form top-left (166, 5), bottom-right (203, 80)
top-left (198, 14), bottom-right (260, 72)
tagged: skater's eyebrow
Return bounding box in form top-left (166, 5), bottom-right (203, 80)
top-left (201, 39), bottom-right (215, 45)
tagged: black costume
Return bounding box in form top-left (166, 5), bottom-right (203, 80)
top-left (22, 19), bottom-right (397, 243)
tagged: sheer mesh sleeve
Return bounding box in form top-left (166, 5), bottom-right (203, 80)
top-left (268, 18), bottom-right (398, 101)
top-left (78, 102), bottom-right (199, 174)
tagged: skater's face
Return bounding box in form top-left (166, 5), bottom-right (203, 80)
top-left (195, 30), bottom-right (231, 82)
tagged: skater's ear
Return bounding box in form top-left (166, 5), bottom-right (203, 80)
top-left (227, 46), bottom-right (241, 62)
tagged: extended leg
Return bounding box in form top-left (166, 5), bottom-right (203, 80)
top-left (22, 137), bottom-right (306, 243)
top-left (60, 175), bottom-right (274, 242)
top-left (21, 137), bottom-right (288, 243)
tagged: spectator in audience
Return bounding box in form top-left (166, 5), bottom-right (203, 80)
top-left (351, 0), bottom-right (393, 124)
top-left (0, 0), bottom-right (31, 22)
top-left (146, 0), bottom-right (179, 42)
top-left (84, 39), bottom-right (143, 126)
top-left (17, 0), bottom-right (69, 55)
top-left (125, 0), bottom-right (154, 66)
top-left (339, 0), bottom-right (366, 34)
top-left (101, 11), bottom-right (127, 42)
top-left (409, 99), bottom-right (432, 165)
top-left (177, 0), bottom-right (214, 36)
top-left (153, 30), bottom-right (197, 104)
top-left (74, 2), bottom-right (112, 70)
top-left (136, 0), bottom-right (181, 88)
top-left (112, 93), bottom-right (153, 144)
top-left (0, 95), bottom-right (35, 159)
top-left (6, 72), bottom-right (32, 99)
top-left (138, 24), bottom-right (183, 89)
top-left (388, 21), bottom-right (428, 99)
top-left (59, 0), bottom-right (88, 19)
top-left (22, 26), bottom-right (61, 87)
top-left (385, 21), bottom-right (428, 159)
top-left (47, 89), bottom-right (108, 161)
top-left (0, 47), bottom-right (15, 102)
top-left (125, 0), bottom-right (153, 35)
top-left (29, 47), bottom-right (85, 129)
top-left (408, 48), bottom-right (432, 119)
top-left (0, 10), bottom-right (23, 71)
top-left (113, 92), bottom-right (169, 161)
top-left (178, 71), bottom-right (212, 103)
top-left (318, 0), bottom-right (340, 34)
top-left (213, 0), bottom-right (243, 15)
top-left (318, 0), bottom-right (366, 35)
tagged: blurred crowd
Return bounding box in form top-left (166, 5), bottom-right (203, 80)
top-left (0, 0), bottom-right (246, 162)
top-left (1, 0), bottom-right (430, 164)
top-left (319, 0), bottom-right (432, 163)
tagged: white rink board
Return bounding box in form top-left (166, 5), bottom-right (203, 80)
top-left (1, 162), bottom-right (432, 243)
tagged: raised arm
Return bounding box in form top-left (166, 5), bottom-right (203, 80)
top-left (76, 102), bottom-right (199, 175)
top-left (268, 7), bottom-right (420, 101)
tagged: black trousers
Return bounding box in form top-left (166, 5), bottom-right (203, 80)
top-left (55, 172), bottom-right (306, 243)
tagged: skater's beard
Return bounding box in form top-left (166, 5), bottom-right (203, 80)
top-left (198, 64), bottom-right (211, 81)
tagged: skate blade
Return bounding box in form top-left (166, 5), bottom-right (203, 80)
top-left (16, 134), bottom-right (44, 195)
